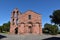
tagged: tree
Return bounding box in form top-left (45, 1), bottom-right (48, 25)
top-left (50, 10), bottom-right (60, 26)
top-left (0, 21), bottom-right (10, 33)
top-left (51, 25), bottom-right (58, 35)
top-left (43, 23), bottom-right (52, 34)
top-left (0, 26), bottom-right (2, 33)
top-left (43, 23), bottom-right (58, 35)
top-left (3, 21), bottom-right (10, 32)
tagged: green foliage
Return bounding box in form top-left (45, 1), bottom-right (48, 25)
top-left (51, 25), bottom-right (58, 35)
top-left (50, 10), bottom-right (60, 26)
top-left (43, 23), bottom-right (58, 35)
top-left (43, 23), bottom-right (52, 34)
top-left (58, 30), bottom-right (60, 34)
top-left (0, 21), bottom-right (10, 33)
top-left (0, 26), bottom-right (2, 32)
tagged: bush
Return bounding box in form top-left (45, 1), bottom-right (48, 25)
top-left (44, 23), bottom-right (58, 35)
top-left (0, 21), bottom-right (10, 33)
top-left (50, 25), bottom-right (58, 35)
top-left (43, 28), bottom-right (49, 34)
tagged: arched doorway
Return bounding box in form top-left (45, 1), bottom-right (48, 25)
top-left (27, 22), bottom-right (33, 33)
top-left (15, 27), bottom-right (18, 34)
top-left (28, 26), bottom-right (32, 33)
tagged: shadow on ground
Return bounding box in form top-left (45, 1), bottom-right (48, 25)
top-left (42, 37), bottom-right (60, 40)
top-left (0, 35), bottom-right (7, 39)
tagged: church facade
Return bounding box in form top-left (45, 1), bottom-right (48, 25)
top-left (10, 8), bottom-right (42, 34)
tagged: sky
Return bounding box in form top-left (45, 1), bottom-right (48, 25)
top-left (0, 0), bottom-right (60, 28)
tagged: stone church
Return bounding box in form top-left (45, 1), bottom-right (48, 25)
top-left (10, 8), bottom-right (42, 34)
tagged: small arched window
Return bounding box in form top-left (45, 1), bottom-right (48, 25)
top-left (13, 11), bottom-right (15, 13)
top-left (28, 15), bottom-right (31, 19)
top-left (13, 11), bottom-right (15, 17)
top-left (12, 19), bottom-right (14, 25)
top-left (17, 11), bottom-right (19, 13)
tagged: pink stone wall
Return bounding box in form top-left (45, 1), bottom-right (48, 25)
top-left (10, 9), bottom-right (42, 35)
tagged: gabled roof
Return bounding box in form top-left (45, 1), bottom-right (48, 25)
top-left (12, 8), bottom-right (41, 16)
top-left (21, 10), bottom-right (41, 16)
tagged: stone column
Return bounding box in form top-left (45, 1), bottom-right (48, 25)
top-left (18, 24), bottom-right (20, 34)
top-left (32, 24), bottom-right (40, 34)
top-left (18, 24), bottom-right (25, 34)
top-left (24, 24), bottom-right (29, 34)
top-left (35, 24), bottom-right (40, 34)
top-left (10, 25), bottom-right (16, 34)
top-left (39, 23), bottom-right (42, 35)
top-left (32, 24), bottom-right (35, 34)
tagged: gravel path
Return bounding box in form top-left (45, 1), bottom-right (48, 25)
top-left (0, 33), bottom-right (60, 40)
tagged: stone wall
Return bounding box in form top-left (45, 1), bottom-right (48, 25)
top-left (10, 8), bottom-right (42, 35)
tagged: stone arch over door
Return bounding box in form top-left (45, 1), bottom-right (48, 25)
top-left (27, 22), bottom-right (33, 33)
top-left (28, 25), bottom-right (32, 33)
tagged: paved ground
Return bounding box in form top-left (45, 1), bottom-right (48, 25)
top-left (0, 33), bottom-right (60, 40)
